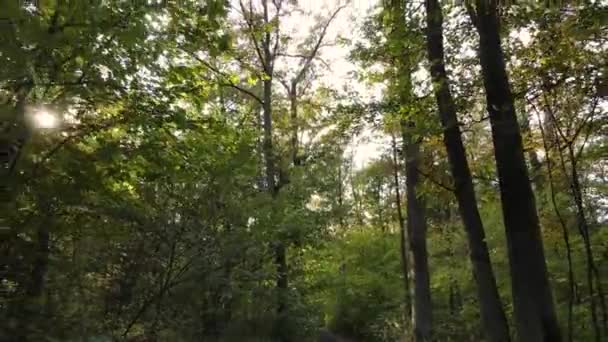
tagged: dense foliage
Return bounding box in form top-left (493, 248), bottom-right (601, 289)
top-left (1, 1), bottom-right (606, 341)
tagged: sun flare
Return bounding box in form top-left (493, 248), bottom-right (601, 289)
top-left (32, 110), bottom-right (58, 129)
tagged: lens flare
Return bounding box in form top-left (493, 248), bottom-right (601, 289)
top-left (32, 110), bottom-right (58, 129)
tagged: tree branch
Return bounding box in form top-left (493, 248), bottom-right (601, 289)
top-left (416, 167), bottom-right (455, 193)
top-left (186, 50), bottom-right (264, 105)
top-left (271, 0), bottom-right (284, 60)
top-left (292, 5), bottom-right (345, 86)
top-left (239, 0), bottom-right (267, 70)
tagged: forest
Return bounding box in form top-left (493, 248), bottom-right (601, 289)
top-left (0, 0), bottom-right (606, 341)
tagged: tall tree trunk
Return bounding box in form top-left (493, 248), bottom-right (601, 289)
top-left (259, 1), bottom-right (288, 339)
top-left (288, 87), bottom-right (299, 165)
top-left (264, 50), bottom-right (290, 342)
top-left (424, 1), bottom-right (510, 341)
top-left (388, 1), bottom-right (431, 338)
top-left (350, 165), bottom-right (365, 226)
top-left (337, 163), bottom-right (345, 228)
top-left (469, 1), bottom-right (561, 340)
top-left (568, 149), bottom-right (608, 339)
top-left (449, 280), bottom-right (462, 315)
top-left (391, 134), bottom-right (412, 320)
top-left (402, 123), bottom-right (432, 342)
top-left (536, 108), bottom-right (575, 342)
top-left (3, 87), bottom-right (38, 341)
top-left (376, 182), bottom-right (386, 233)
top-left (557, 140), bottom-right (606, 341)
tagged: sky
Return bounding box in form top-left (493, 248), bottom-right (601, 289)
top-left (232, 1), bottom-right (540, 169)
top-left (278, 0), bottom-right (387, 168)
top-left (285, 0), bottom-right (539, 169)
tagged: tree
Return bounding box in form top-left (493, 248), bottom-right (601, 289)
top-left (424, 1), bottom-right (509, 341)
top-left (233, 2), bottom-right (344, 339)
top-left (467, 1), bottom-right (561, 340)
top-left (1, 1), bottom-right (607, 341)
top-left (0, 2), bottom-right (172, 338)
top-left (390, 133), bottom-right (412, 319)
top-left (388, 1), bottom-right (432, 339)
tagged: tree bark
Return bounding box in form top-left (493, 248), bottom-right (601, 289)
top-left (424, 1), bottom-right (510, 341)
top-left (388, 1), bottom-right (431, 338)
top-left (402, 123), bottom-right (432, 342)
top-left (337, 163), bottom-right (345, 228)
top-left (469, 1), bottom-right (561, 340)
top-left (288, 87), bottom-right (299, 165)
top-left (391, 134), bottom-right (412, 319)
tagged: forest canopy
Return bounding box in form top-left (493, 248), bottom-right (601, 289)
top-left (0, 0), bottom-right (606, 341)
